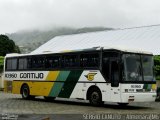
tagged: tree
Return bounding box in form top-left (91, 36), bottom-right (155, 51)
top-left (0, 35), bottom-right (20, 56)
top-left (154, 55), bottom-right (160, 80)
top-left (0, 56), bottom-right (4, 72)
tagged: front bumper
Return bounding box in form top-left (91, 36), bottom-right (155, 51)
top-left (121, 92), bottom-right (156, 103)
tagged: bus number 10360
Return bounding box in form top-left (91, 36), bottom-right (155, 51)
top-left (5, 73), bottom-right (17, 78)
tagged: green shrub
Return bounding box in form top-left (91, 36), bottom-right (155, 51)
top-left (154, 56), bottom-right (160, 80)
top-left (0, 56), bottom-right (4, 72)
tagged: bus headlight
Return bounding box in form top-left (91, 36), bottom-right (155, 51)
top-left (128, 96), bottom-right (134, 102)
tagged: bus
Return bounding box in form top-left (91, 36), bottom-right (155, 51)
top-left (3, 47), bottom-right (157, 106)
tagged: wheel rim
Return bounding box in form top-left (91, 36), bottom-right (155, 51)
top-left (23, 88), bottom-right (28, 98)
top-left (91, 92), bottom-right (99, 103)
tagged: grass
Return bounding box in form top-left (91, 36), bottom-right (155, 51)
top-left (0, 56), bottom-right (4, 72)
top-left (156, 76), bottom-right (160, 81)
top-left (0, 56), bottom-right (4, 65)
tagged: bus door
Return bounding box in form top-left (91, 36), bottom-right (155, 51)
top-left (110, 59), bottom-right (121, 102)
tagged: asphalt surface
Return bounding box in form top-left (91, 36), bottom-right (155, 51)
top-left (0, 91), bottom-right (160, 120)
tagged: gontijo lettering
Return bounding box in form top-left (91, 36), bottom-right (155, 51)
top-left (20, 73), bottom-right (44, 79)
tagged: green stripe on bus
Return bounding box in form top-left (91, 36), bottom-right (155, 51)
top-left (49, 71), bottom-right (70, 97)
top-left (58, 70), bottom-right (83, 98)
top-left (143, 84), bottom-right (152, 91)
top-left (143, 84), bottom-right (148, 89)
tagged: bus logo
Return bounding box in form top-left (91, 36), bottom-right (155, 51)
top-left (85, 73), bottom-right (97, 81)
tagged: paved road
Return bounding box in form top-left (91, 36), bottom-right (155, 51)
top-left (0, 91), bottom-right (160, 119)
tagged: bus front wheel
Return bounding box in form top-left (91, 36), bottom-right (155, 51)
top-left (88, 88), bottom-right (103, 106)
top-left (21, 84), bottom-right (34, 100)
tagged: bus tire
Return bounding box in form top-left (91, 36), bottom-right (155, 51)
top-left (21, 84), bottom-right (34, 100)
top-left (88, 87), bottom-right (103, 106)
top-left (44, 96), bottom-right (56, 102)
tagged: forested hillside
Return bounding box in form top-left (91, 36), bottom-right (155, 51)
top-left (8, 27), bottom-right (112, 53)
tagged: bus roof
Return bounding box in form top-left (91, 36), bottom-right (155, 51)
top-left (5, 46), bottom-right (152, 58)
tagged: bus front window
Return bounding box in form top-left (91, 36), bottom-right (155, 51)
top-left (123, 54), bottom-right (154, 82)
top-left (123, 54), bottom-right (142, 81)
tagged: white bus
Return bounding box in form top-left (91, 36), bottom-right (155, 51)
top-left (3, 47), bottom-right (156, 106)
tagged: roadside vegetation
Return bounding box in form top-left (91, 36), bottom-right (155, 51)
top-left (0, 35), bottom-right (20, 56)
top-left (154, 56), bottom-right (160, 101)
top-left (0, 56), bottom-right (4, 72)
top-left (154, 56), bottom-right (160, 80)
top-left (0, 35), bottom-right (20, 72)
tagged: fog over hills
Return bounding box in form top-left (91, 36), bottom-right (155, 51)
top-left (7, 27), bottom-right (113, 53)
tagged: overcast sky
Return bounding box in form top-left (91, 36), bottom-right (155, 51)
top-left (0, 0), bottom-right (160, 34)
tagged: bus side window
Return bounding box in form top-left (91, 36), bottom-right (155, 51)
top-left (45, 56), bottom-right (60, 69)
top-left (6, 58), bottom-right (17, 70)
top-left (80, 53), bottom-right (99, 68)
top-left (27, 58), bottom-right (32, 69)
top-left (6, 59), bottom-right (12, 70)
top-left (62, 55), bottom-right (78, 68)
top-left (11, 59), bottom-right (17, 70)
top-left (18, 58), bottom-right (27, 70)
top-left (32, 56), bottom-right (45, 69)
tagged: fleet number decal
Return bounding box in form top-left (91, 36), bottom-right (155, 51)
top-left (5, 73), bottom-right (17, 78)
top-left (5, 73), bottom-right (44, 79)
top-left (131, 85), bottom-right (141, 88)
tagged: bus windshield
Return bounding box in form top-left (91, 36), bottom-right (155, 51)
top-left (123, 54), bottom-right (154, 82)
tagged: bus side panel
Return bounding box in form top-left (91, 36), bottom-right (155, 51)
top-left (12, 81), bottom-right (54, 96)
top-left (70, 70), bottom-right (112, 102)
top-left (70, 83), bottom-right (112, 102)
top-left (4, 80), bottom-right (12, 93)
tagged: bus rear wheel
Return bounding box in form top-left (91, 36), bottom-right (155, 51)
top-left (89, 88), bottom-right (103, 106)
top-left (21, 84), bottom-right (34, 100)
